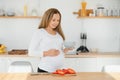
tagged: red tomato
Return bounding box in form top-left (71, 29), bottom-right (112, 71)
top-left (56, 69), bottom-right (65, 75)
top-left (62, 69), bottom-right (68, 74)
top-left (67, 68), bottom-right (76, 74)
top-left (52, 71), bottom-right (58, 74)
top-left (56, 69), bottom-right (61, 73)
top-left (53, 68), bottom-right (76, 75)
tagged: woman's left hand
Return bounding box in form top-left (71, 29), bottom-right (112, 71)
top-left (63, 48), bottom-right (74, 53)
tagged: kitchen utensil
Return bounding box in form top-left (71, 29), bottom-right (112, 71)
top-left (76, 33), bottom-right (89, 53)
top-left (31, 72), bottom-right (50, 75)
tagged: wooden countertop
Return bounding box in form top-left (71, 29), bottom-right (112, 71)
top-left (0, 52), bottom-right (120, 58)
top-left (0, 73), bottom-right (28, 80)
top-left (65, 52), bottom-right (120, 58)
top-left (0, 72), bottom-right (120, 80)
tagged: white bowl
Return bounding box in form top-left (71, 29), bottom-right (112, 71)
top-left (63, 41), bottom-right (75, 48)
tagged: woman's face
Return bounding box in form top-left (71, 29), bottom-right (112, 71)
top-left (48, 13), bottom-right (60, 29)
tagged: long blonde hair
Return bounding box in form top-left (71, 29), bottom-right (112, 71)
top-left (38, 8), bottom-right (65, 40)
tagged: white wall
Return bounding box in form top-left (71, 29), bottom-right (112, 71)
top-left (0, 0), bottom-right (120, 52)
top-left (0, 19), bottom-right (40, 50)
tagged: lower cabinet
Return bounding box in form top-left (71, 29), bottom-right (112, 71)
top-left (0, 58), bottom-right (8, 72)
top-left (0, 57), bottom-right (41, 73)
top-left (96, 58), bottom-right (120, 72)
top-left (0, 57), bottom-right (120, 72)
top-left (64, 58), bottom-right (97, 72)
top-left (64, 57), bottom-right (120, 72)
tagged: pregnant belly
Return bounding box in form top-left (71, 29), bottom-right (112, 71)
top-left (39, 54), bottom-right (64, 72)
top-left (41, 53), bottom-right (64, 65)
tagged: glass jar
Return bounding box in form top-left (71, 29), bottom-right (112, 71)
top-left (31, 9), bottom-right (38, 16)
top-left (97, 7), bottom-right (104, 16)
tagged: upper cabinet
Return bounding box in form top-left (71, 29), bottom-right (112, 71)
top-left (73, 0), bottom-right (120, 18)
top-left (0, 0), bottom-right (41, 18)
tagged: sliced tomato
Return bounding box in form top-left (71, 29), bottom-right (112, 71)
top-left (56, 69), bottom-right (61, 73)
top-left (62, 69), bottom-right (68, 74)
top-left (52, 68), bottom-right (76, 75)
top-left (56, 69), bottom-right (65, 75)
top-left (52, 71), bottom-right (58, 74)
top-left (67, 68), bottom-right (76, 74)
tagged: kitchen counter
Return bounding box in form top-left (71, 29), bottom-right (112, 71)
top-left (0, 72), bottom-right (120, 80)
top-left (0, 54), bottom-right (29, 57)
top-left (0, 52), bottom-right (120, 58)
top-left (65, 52), bottom-right (120, 58)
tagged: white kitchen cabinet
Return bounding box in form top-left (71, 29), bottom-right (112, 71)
top-left (1, 56), bottom-right (120, 73)
top-left (96, 58), bottom-right (120, 72)
top-left (7, 57), bottom-right (41, 72)
top-left (64, 58), bottom-right (97, 72)
top-left (64, 57), bottom-right (120, 72)
top-left (64, 58), bottom-right (80, 71)
top-left (0, 58), bottom-right (8, 72)
top-left (0, 57), bottom-right (40, 73)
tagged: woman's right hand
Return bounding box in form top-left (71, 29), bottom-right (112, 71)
top-left (43, 49), bottom-right (60, 57)
top-left (63, 48), bottom-right (74, 53)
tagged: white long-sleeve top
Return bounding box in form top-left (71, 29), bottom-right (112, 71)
top-left (28, 28), bottom-right (64, 72)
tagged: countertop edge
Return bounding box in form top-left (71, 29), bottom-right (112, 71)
top-left (0, 52), bottom-right (120, 58)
